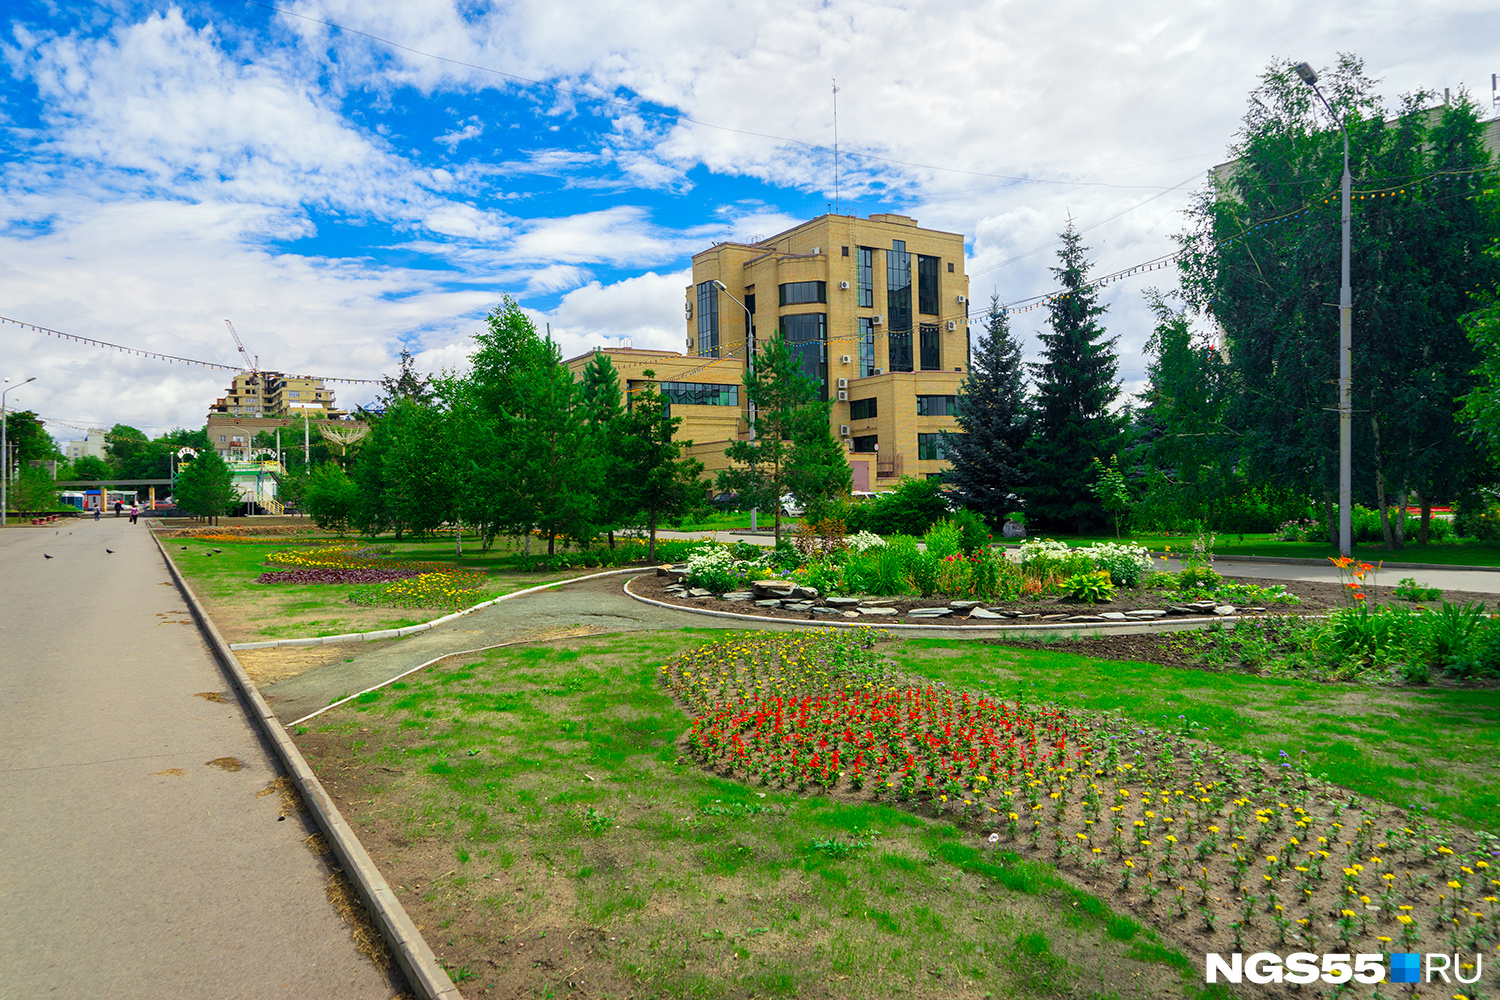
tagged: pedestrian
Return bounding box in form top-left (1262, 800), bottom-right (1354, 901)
top-left (129, 504), bottom-right (139, 524)
top-left (93, 505), bottom-right (101, 521)
top-left (114, 499), bottom-right (123, 518)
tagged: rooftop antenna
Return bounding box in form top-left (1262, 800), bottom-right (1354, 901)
top-left (1493, 73), bottom-right (1497, 110)
top-left (832, 78), bottom-right (840, 215)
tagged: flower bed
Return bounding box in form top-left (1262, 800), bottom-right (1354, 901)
top-left (256, 568), bottom-right (422, 585)
top-left (349, 570), bottom-right (489, 610)
top-left (665, 631), bottom-right (1500, 978)
top-left (265, 542), bottom-right (455, 574)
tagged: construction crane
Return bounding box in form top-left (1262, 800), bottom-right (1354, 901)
top-left (224, 319), bottom-right (259, 383)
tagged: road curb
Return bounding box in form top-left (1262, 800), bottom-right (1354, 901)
top-left (229, 567), bottom-right (644, 650)
top-left (153, 534), bottom-right (463, 1000)
top-left (1212, 554), bottom-right (1500, 573)
top-left (620, 575), bottom-right (1243, 632)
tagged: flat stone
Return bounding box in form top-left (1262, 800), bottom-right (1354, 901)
top-left (1214, 605), bottom-right (1237, 615)
top-left (843, 610), bottom-right (860, 618)
top-left (789, 585), bottom-right (820, 600)
top-left (1040, 614), bottom-right (1070, 621)
top-left (1124, 609), bottom-right (1167, 619)
top-left (721, 592), bottom-right (755, 602)
top-left (967, 607), bottom-right (1004, 619)
top-left (858, 606), bottom-right (898, 616)
top-left (786, 601), bottom-right (816, 611)
top-left (750, 579), bottom-right (795, 597)
top-left (1166, 606), bottom-right (1198, 615)
top-left (754, 599), bottom-right (784, 608)
top-left (1098, 611), bottom-right (1129, 621)
top-left (948, 600), bottom-right (981, 610)
top-left (907, 607), bottom-right (954, 617)
top-left (1066, 615), bottom-right (1105, 622)
top-left (1187, 601), bottom-right (1218, 611)
top-left (810, 606), bottom-right (843, 615)
top-left (825, 596), bottom-right (861, 607)
top-left (687, 588), bottom-right (713, 598)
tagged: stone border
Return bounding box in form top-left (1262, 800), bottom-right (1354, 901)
top-left (622, 574), bottom-right (1244, 632)
top-left (153, 534), bottom-right (462, 1000)
top-left (230, 567), bottom-right (644, 650)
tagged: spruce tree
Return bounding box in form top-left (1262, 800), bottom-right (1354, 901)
top-left (945, 295), bottom-right (1031, 524)
top-left (1023, 224), bottom-right (1122, 533)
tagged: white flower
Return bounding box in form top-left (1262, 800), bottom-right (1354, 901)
top-left (988, 833), bottom-right (1000, 844)
top-left (848, 530), bottom-right (886, 552)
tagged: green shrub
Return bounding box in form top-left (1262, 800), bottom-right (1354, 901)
top-left (1062, 570), bottom-right (1115, 603)
top-left (910, 550), bottom-right (941, 597)
top-left (1450, 616), bottom-right (1500, 679)
top-left (845, 478), bottom-right (951, 536)
top-left (1393, 578), bottom-right (1442, 602)
top-left (1454, 495), bottom-right (1500, 541)
top-left (1178, 565), bottom-right (1221, 590)
top-left (801, 558), bottom-right (845, 596)
top-left (923, 519), bottom-right (962, 560)
top-left (949, 508), bottom-right (991, 554)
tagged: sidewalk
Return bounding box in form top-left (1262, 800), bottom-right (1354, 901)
top-left (0, 520), bottom-right (403, 999)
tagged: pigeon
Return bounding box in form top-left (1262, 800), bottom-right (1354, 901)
top-left (213, 548), bottom-right (222, 553)
top-left (106, 549), bottom-right (114, 554)
top-left (44, 553), bottom-right (53, 559)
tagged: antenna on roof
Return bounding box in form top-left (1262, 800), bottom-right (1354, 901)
top-left (832, 78), bottom-right (840, 216)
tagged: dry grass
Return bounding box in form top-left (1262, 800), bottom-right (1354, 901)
top-left (204, 756), bottom-right (243, 772)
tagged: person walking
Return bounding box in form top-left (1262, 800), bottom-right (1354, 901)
top-left (113, 499), bottom-right (123, 518)
top-left (128, 504), bottom-right (139, 525)
top-left (93, 505), bottom-right (101, 521)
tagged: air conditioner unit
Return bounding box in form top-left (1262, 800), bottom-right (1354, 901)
top-left (873, 367), bottom-right (884, 375)
top-left (956, 295), bottom-right (967, 304)
top-left (839, 354), bottom-right (851, 364)
top-left (946, 320), bottom-right (958, 331)
top-left (811, 246), bottom-right (821, 255)
top-left (871, 314), bottom-right (884, 325)
top-left (839, 425), bottom-right (850, 437)
top-left (839, 280), bottom-right (851, 290)
top-left (685, 302), bottom-right (692, 318)
top-left (836, 377), bottom-right (848, 389)
top-left (837, 390), bottom-right (848, 401)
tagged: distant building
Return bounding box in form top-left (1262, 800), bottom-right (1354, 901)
top-left (205, 371), bottom-right (357, 461)
top-left (566, 212), bottom-right (973, 491)
top-left (63, 428), bottom-right (109, 461)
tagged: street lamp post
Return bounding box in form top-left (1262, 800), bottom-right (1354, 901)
top-left (712, 280), bottom-right (759, 532)
top-left (1295, 60), bottom-right (1353, 558)
top-left (1, 376), bottom-right (38, 527)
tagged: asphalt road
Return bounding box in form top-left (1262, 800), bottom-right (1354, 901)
top-left (0, 520), bottom-right (402, 999)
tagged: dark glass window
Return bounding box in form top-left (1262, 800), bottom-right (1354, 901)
top-left (849, 397), bottom-right (877, 420)
top-left (857, 247), bottom-right (874, 308)
top-left (947, 261), bottom-right (955, 273)
top-left (841, 245), bottom-right (849, 256)
top-left (888, 330), bottom-right (913, 373)
top-left (852, 435), bottom-right (878, 453)
top-left (916, 394), bottom-right (957, 416)
top-left (917, 432), bottom-right (952, 461)
top-left (886, 240), bottom-right (911, 336)
top-left (919, 322), bottom-right (941, 370)
top-left (857, 318), bottom-right (876, 377)
top-left (695, 281), bottom-right (719, 357)
top-left (779, 281), bottom-right (827, 305)
top-left (660, 382), bottom-right (740, 407)
top-left (780, 313), bottom-right (828, 399)
top-left (917, 255), bottom-right (940, 315)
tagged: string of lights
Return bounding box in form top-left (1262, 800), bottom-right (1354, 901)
top-left (0, 315), bottom-right (380, 384)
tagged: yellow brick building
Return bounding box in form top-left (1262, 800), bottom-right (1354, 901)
top-left (568, 213), bottom-right (972, 491)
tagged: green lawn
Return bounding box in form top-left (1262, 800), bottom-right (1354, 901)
top-left (1011, 532), bottom-right (1500, 567)
top-left (888, 638), bottom-right (1500, 831)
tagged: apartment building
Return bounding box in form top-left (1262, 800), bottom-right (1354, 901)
top-left (568, 213), bottom-right (972, 490)
top-left (205, 371), bottom-right (356, 461)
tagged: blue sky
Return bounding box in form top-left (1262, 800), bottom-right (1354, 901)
top-left (3, 0), bottom-right (1498, 435)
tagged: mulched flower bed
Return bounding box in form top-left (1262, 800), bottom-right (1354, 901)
top-left (256, 568), bottom-right (423, 585)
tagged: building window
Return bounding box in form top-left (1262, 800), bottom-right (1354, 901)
top-left (887, 239), bottom-right (911, 337)
top-left (288, 391), bottom-right (300, 398)
top-left (917, 255), bottom-right (940, 315)
top-left (888, 331), bottom-right (913, 373)
top-left (917, 432), bottom-right (953, 461)
top-left (219, 435), bottom-right (226, 443)
top-left (849, 397), bottom-right (877, 420)
top-left (696, 280), bottom-right (720, 357)
top-left (857, 317), bottom-right (876, 377)
top-left (856, 247), bottom-right (874, 308)
top-left (919, 323), bottom-right (941, 371)
top-left (948, 261), bottom-right (955, 273)
top-left (780, 313), bottom-right (828, 399)
top-left (778, 281), bottom-right (826, 305)
top-left (659, 382), bottom-right (739, 407)
top-left (852, 435), bottom-right (878, 453)
top-left (841, 246), bottom-right (849, 256)
top-left (916, 394), bottom-right (957, 416)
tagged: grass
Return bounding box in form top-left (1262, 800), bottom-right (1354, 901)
top-left (1018, 532), bottom-right (1500, 567)
top-left (669, 510), bottom-right (767, 533)
top-left (163, 535), bottom-right (588, 642)
top-left (886, 638), bottom-right (1500, 831)
top-left (300, 631), bottom-right (1209, 999)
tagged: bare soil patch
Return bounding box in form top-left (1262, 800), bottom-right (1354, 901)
top-left (238, 645), bottom-right (361, 686)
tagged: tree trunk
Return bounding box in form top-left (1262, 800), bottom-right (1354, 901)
top-left (1372, 416), bottom-right (1397, 549)
top-left (1418, 494), bottom-right (1432, 546)
top-left (455, 519), bottom-right (462, 558)
top-left (608, 530), bottom-right (615, 550)
top-left (648, 509), bottom-right (657, 564)
top-left (548, 532), bottom-right (556, 556)
top-left (1392, 491), bottom-right (1407, 549)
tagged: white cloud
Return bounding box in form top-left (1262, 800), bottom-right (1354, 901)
top-left (531, 269), bottom-right (692, 361)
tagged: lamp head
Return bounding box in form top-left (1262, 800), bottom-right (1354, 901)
top-left (1294, 62), bottom-right (1318, 86)
top-left (712, 279), bottom-right (727, 291)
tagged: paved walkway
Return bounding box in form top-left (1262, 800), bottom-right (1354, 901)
top-left (0, 520), bottom-right (402, 999)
